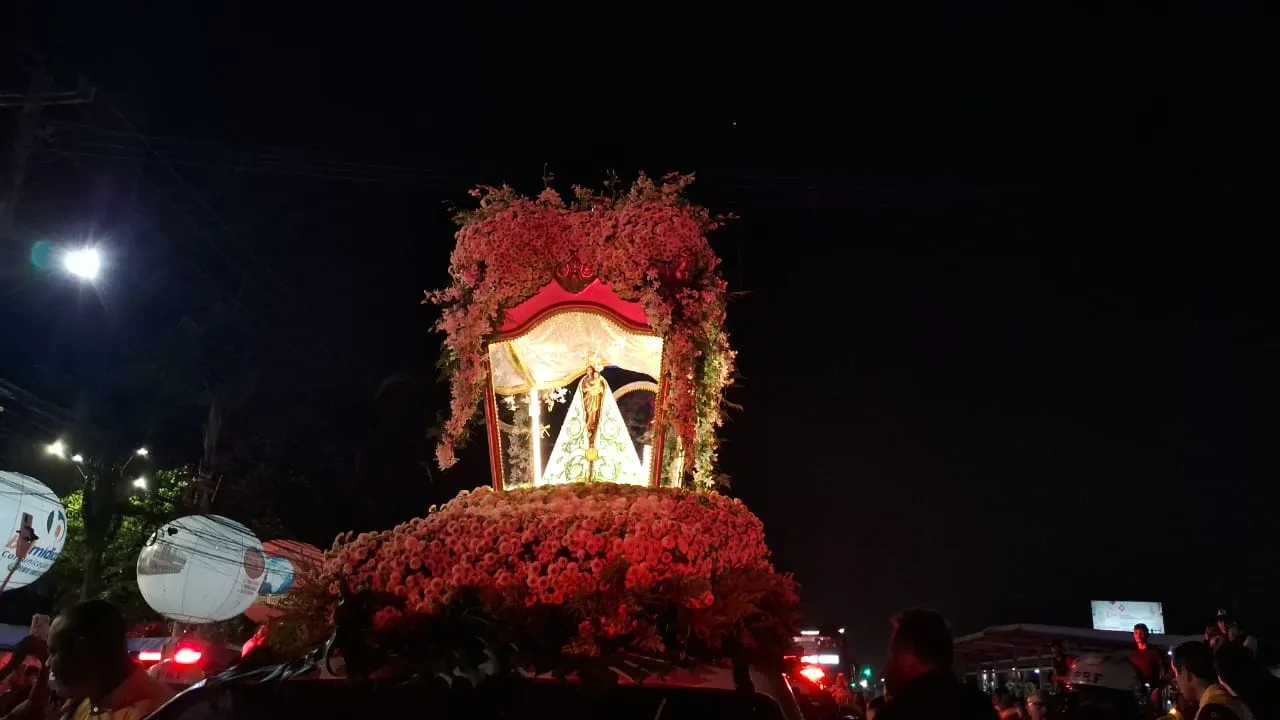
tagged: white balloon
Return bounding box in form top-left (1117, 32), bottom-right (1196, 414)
top-left (137, 514), bottom-right (266, 623)
top-left (0, 471), bottom-right (68, 591)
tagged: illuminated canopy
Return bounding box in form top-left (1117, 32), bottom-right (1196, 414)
top-left (489, 309), bottom-right (663, 395)
top-left (429, 175), bottom-right (735, 490)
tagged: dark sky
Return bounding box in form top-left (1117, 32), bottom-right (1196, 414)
top-left (3, 5), bottom-right (1270, 663)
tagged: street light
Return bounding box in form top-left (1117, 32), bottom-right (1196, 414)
top-left (63, 247), bottom-right (101, 281)
top-left (42, 439), bottom-right (152, 488)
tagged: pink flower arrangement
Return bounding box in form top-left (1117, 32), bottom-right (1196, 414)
top-left (425, 173), bottom-right (735, 488)
top-left (319, 484), bottom-right (797, 663)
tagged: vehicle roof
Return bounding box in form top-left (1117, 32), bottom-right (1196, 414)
top-left (522, 663), bottom-right (781, 692)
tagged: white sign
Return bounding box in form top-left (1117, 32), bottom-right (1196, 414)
top-left (1091, 600), bottom-right (1165, 634)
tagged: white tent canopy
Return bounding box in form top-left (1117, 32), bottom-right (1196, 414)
top-left (953, 623), bottom-right (1199, 671)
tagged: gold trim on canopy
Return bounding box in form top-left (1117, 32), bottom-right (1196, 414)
top-left (612, 380), bottom-right (659, 400)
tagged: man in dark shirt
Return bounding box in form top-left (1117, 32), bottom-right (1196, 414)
top-left (877, 609), bottom-right (999, 720)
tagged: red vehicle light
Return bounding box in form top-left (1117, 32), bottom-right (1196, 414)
top-left (173, 647), bottom-right (203, 665)
top-left (799, 665), bottom-right (826, 684)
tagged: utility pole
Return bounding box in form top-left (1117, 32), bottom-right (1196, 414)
top-left (0, 69), bottom-right (95, 239)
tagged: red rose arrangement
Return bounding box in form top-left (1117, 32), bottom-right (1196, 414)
top-left (425, 173), bottom-right (735, 489)
top-left (319, 484), bottom-right (797, 667)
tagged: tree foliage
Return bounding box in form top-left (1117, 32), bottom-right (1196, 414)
top-left (45, 467), bottom-right (188, 618)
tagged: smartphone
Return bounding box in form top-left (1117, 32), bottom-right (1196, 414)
top-left (30, 614), bottom-right (51, 641)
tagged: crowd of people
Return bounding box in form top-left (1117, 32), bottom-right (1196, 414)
top-left (2, 599), bottom-right (1276, 720)
top-left (820, 608), bottom-right (1279, 720)
top-left (0, 600), bottom-right (174, 720)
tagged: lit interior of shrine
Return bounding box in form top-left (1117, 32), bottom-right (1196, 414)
top-left (487, 309), bottom-right (664, 488)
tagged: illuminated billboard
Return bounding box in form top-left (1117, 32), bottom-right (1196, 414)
top-left (1091, 601), bottom-right (1165, 634)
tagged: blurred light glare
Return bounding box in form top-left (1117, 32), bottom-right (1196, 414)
top-left (46, 440), bottom-right (67, 458)
top-left (133, 476), bottom-right (148, 489)
top-left (64, 247), bottom-right (101, 280)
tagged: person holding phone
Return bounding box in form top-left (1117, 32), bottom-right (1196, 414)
top-left (0, 635), bottom-right (50, 720)
top-left (0, 663), bottom-right (42, 716)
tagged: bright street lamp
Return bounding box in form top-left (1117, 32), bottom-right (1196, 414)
top-left (135, 447), bottom-right (149, 457)
top-left (70, 453), bottom-right (84, 463)
top-left (63, 247), bottom-right (102, 281)
top-left (45, 439), bottom-right (67, 458)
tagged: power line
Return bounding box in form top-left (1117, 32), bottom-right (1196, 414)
top-left (45, 148), bottom-right (443, 186)
top-left (44, 121), bottom-right (452, 180)
top-left (0, 68), bottom-right (93, 238)
top-left (92, 96), bottom-right (389, 386)
top-left (33, 108), bottom-right (382, 402)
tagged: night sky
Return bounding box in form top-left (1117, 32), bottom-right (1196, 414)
top-left (2, 5), bottom-right (1269, 664)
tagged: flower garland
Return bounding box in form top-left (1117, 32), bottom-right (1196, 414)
top-left (315, 484), bottom-right (798, 673)
top-left (426, 173), bottom-right (735, 489)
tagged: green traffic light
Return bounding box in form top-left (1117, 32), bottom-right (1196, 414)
top-left (862, 667), bottom-right (873, 678)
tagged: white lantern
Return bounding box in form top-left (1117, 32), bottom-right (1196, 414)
top-left (136, 514), bottom-right (266, 623)
top-left (243, 539), bottom-right (324, 624)
top-left (0, 471), bottom-right (68, 591)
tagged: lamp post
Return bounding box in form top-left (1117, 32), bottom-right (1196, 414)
top-left (43, 440), bottom-right (153, 598)
top-left (46, 439), bottom-right (151, 488)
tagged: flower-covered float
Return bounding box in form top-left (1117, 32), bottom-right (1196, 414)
top-left (269, 174), bottom-right (797, 688)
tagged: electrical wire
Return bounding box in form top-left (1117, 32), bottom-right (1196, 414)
top-left (33, 134), bottom-right (368, 447)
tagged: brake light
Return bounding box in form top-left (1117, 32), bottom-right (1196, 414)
top-left (138, 651), bottom-right (162, 663)
top-left (799, 665), bottom-right (826, 684)
top-left (173, 647), bottom-right (203, 665)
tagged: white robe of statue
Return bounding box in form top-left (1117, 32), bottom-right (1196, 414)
top-left (541, 374), bottom-right (647, 486)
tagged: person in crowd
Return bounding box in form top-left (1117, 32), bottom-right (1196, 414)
top-left (1172, 641), bottom-right (1250, 720)
top-left (1130, 623), bottom-right (1167, 716)
top-left (1205, 624), bottom-right (1225, 651)
top-left (47, 599), bottom-right (175, 720)
top-left (0, 636), bottom-right (52, 720)
top-left (1025, 691), bottom-right (1049, 720)
top-left (1213, 641), bottom-right (1280, 720)
top-left (867, 695), bottom-right (886, 720)
top-left (995, 690), bottom-right (1026, 720)
top-left (1215, 611), bottom-right (1258, 657)
top-left (830, 673), bottom-right (856, 713)
top-left (876, 609), bottom-right (999, 720)
top-left (1051, 640), bottom-right (1078, 689)
top-left (850, 689), bottom-right (868, 720)
top-left (0, 663), bottom-right (41, 716)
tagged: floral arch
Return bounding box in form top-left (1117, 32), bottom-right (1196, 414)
top-left (427, 173), bottom-right (736, 491)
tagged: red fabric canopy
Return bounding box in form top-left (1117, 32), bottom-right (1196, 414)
top-left (498, 279), bottom-right (651, 336)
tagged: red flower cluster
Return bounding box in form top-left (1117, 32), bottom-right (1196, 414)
top-left (320, 484), bottom-right (796, 659)
top-left (425, 174), bottom-right (734, 488)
